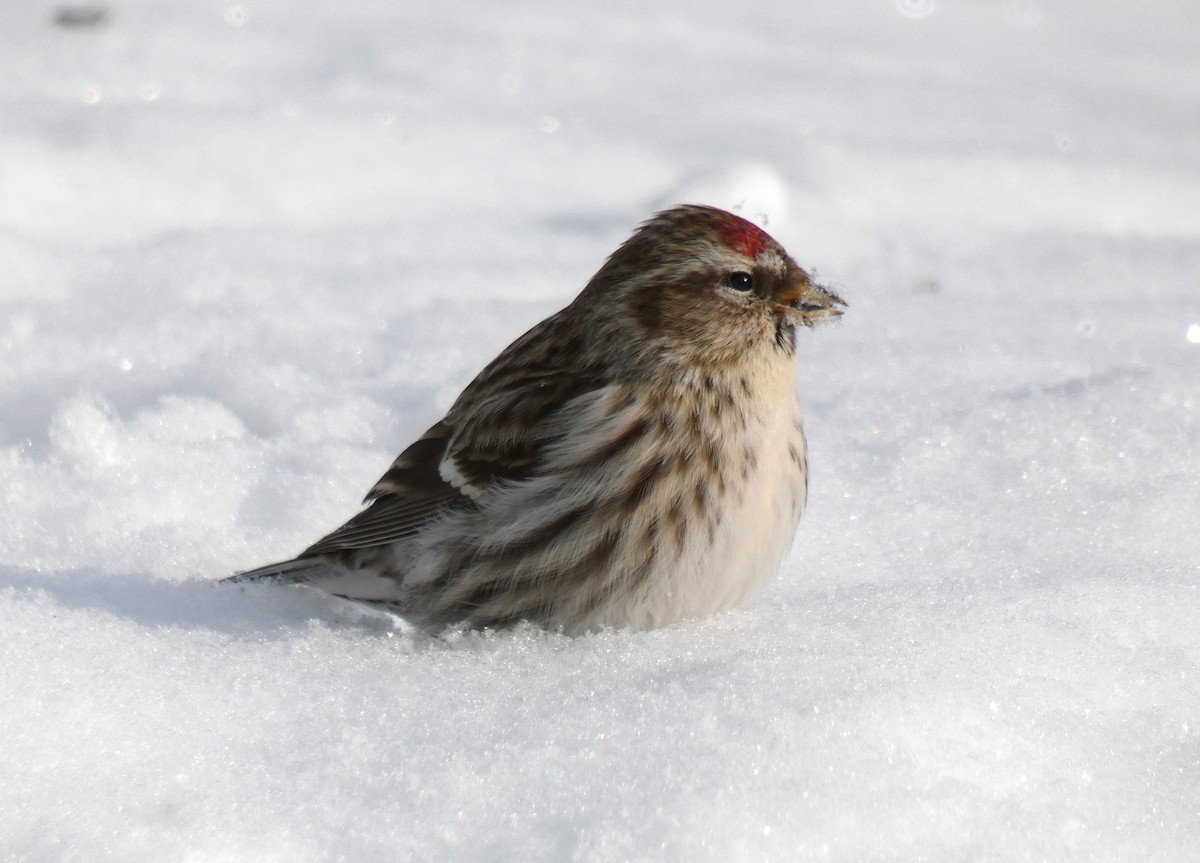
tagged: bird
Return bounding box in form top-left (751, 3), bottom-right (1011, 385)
top-left (227, 205), bottom-right (845, 633)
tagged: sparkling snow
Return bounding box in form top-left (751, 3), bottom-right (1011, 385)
top-left (2, 1), bottom-right (1198, 860)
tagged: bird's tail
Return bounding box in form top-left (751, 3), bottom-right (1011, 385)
top-left (223, 557), bottom-right (329, 586)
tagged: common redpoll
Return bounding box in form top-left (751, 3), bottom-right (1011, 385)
top-left (229, 205), bottom-right (845, 633)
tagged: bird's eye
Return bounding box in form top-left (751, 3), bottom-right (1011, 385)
top-left (725, 271), bottom-right (753, 292)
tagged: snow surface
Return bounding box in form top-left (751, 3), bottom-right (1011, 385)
top-left (3, 0), bottom-right (1199, 860)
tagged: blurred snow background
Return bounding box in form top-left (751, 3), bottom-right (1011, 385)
top-left (2, 0), bottom-right (1199, 859)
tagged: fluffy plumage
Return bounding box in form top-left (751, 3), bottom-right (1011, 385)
top-left (228, 205), bottom-right (845, 633)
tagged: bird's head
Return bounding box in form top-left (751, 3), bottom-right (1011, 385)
top-left (579, 205), bottom-right (845, 371)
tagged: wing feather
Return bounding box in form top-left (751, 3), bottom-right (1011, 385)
top-left (297, 309), bottom-right (613, 561)
top-left (299, 421), bottom-right (467, 557)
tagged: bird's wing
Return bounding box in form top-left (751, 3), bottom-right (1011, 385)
top-left (299, 420), bottom-right (466, 556)
top-left (300, 312), bottom-right (610, 558)
top-left (439, 312), bottom-right (610, 492)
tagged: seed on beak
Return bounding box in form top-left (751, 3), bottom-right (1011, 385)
top-left (788, 283), bottom-right (846, 328)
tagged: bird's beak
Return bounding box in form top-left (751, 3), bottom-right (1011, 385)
top-left (774, 272), bottom-right (847, 329)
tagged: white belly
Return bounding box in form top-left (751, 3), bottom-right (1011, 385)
top-left (595, 390), bottom-right (807, 631)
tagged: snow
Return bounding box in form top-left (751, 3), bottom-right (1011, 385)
top-left (2, 0), bottom-right (1198, 859)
